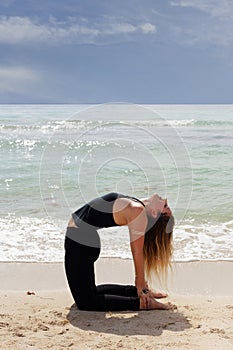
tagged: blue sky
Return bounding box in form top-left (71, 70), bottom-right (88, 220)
top-left (0, 0), bottom-right (233, 103)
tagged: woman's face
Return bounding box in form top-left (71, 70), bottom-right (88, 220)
top-left (147, 194), bottom-right (172, 218)
top-left (162, 198), bottom-right (172, 217)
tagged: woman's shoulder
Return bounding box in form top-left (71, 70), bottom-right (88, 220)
top-left (113, 196), bottom-right (147, 226)
top-left (115, 196), bottom-right (145, 216)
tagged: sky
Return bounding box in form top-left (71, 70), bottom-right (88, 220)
top-left (0, 0), bottom-right (233, 103)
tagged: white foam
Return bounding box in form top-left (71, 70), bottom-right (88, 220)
top-left (1, 214), bottom-right (233, 262)
top-left (173, 220), bottom-right (233, 261)
top-left (0, 214), bottom-right (66, 262)
top-left (121, 119), bottom-right (195, 127)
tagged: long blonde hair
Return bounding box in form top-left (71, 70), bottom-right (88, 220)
top-left (143, 214), bottom-right (174, 280)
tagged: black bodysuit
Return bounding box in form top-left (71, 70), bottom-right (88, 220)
top-left (72, 192), bottom-right (145, 229)
top-left (64, 192), bottom-right (145, 311)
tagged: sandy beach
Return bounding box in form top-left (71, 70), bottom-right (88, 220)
top-left (1, 259), bottom-right (233, 350)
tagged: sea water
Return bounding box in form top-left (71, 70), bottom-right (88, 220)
top-left (1, 103), bottom-right (233, 262)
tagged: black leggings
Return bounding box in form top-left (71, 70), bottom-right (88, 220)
top-left (64, 227), bottom-right (140, 311)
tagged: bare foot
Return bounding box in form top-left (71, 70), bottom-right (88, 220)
top-left (150, 299), bottom-right (174, 310)
top-left (140, 297), bottom-right (175, 310)
top-left (151, 290), bottom-right (168, 299)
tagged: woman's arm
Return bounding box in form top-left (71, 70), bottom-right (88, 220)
top-left (127, 207), bottom-right (148, 293)
top-left (130, 235), bottom-right (147, 290)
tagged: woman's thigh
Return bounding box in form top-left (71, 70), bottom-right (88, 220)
top-left (64, 229), bottom-right (100, 302)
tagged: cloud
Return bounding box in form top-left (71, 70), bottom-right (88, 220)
top-left (140, 23), bottom-right (157, 34)
top-left (170, 0), bottom-right (233, 18)
top-left (0, 16), bottom-right (156, 45)
top-left (0, 16), bottom-right (99, 45)
top-left (0, 66), bottom-right (39, 93)
top-left (169, 0), bottom-right (233, 46)
top-left (102, 22), bottom-right (137, 35)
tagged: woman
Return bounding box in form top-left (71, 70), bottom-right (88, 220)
top-left (64, 192), bottom-right (174, 311)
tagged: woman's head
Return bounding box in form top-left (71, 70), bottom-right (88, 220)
top-left (143, 196), bottom-right (175, 280)
top-left (145, 193), bottom-right (171, 218)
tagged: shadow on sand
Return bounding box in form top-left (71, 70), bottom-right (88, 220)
top-left (67, 303), bottom-right (192, 337)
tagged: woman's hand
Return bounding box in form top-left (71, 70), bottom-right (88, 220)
top-left (136, 283), bottom-right (153, 309)
top-left (138, 288), bottom-right (152, 309)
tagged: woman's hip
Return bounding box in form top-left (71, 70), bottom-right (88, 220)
top-left (65, 225), bottom-right (101, 261)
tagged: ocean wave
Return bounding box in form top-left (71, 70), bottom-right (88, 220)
top-left (49, 118), bottom-right (233, 128)
top-left (0, 120), bottom-right (99, 132)
top-left (0, 215), bottom-right (233, 262)
top-left (119, 119), bottom-right (195, 127)
top-left (194, 120), bottom-right (233, 127)
top-left (0, 215), bottom-right (66, 262)
top-left (123, 119), bottom-right (233, 128)
top-left (1, 118), bottom-right (233, 136)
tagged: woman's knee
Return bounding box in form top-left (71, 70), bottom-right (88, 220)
top-left (75, 297), bottom-right (97, 311)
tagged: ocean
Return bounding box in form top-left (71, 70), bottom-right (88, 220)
top-left (1, 103), bottom-right (233, 262)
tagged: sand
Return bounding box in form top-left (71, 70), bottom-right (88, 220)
top-left (0, 259), bottom-right (233, 350)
